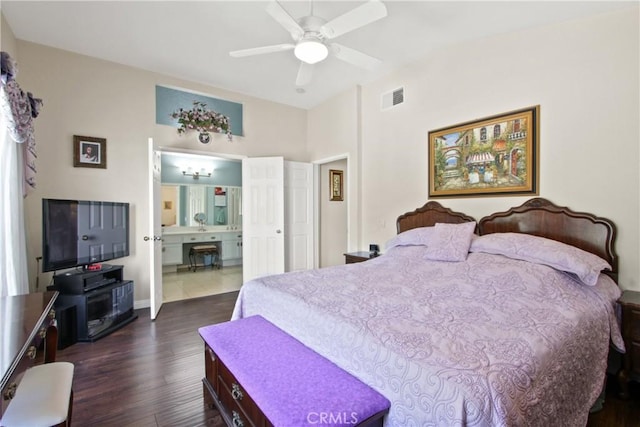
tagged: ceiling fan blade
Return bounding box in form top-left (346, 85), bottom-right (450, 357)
top-left (320, 0), bottom-right (387, 39)
top-left (296, 62), bottom-right (314, 86)
top-left (230, 44), bottom-right (295, 58)
top-left (266, 1), bottom-right (304, 40)
top-left (331, 43), bottom-right (381, 70)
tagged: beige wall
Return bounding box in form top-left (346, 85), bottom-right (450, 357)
top-left (14, 41), bottom-right (308, 305)
top-left (1, 12), bottom-right (18, 58)
top-left (307, 87), bottom-right (361, 251)
top-left (311, 7), bottom-right (640, 291)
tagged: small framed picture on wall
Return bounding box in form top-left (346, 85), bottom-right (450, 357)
top-left (73, 135), bottom-right (107, 169)
top-left (329, 169), bottom-right (343, 201)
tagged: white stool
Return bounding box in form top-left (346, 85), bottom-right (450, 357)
top-left (1, 362), bottom-right (74, 427)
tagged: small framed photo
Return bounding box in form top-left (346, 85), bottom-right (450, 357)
top-left (73, 135), bottom-right (106, 169)
top-left (329, 169), bottom-right (343, 201)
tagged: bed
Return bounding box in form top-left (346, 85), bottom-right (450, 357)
top-left (231, 198), bottom-right (624, 426)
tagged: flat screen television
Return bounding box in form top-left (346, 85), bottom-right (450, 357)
top-left (42, 198), bottom-right (130, 272)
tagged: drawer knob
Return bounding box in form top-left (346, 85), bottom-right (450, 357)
top-left (232, 411), bottom-right (244, 427)
top-left (27, 345), bottom-right (37, 360)
top-left (3, 382), bottom-right (17, 401)
top-left (231, 383), bottom-right (243, 401)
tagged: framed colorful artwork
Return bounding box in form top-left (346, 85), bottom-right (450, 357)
top-left (428, 106), bottom-right (539, 198)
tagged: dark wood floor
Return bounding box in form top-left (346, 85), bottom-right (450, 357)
top-left (58, 292), bottom-right (236, 426)
top-left (57, 291), bottom-right (640, 427)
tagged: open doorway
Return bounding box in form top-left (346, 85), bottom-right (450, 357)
top-left (316, 157), bottom-right (349, 268)
top-left (159, 150), bottom-right (243, 302)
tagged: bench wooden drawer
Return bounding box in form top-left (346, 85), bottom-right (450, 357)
top-left (204, 344), bottom-right (271, 427)
top-left (217, 358), bottom-right (266, 425)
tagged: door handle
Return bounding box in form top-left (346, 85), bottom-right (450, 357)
top-left (276, 229), bottom-right (282, 234)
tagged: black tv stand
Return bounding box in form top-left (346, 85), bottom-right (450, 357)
top-left (54, 264), bottom-right (123, 294)
top-left (53, 265), bottom-right (137, 342)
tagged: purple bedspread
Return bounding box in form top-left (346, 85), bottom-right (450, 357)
top-left (232, 245), bottom-right (623, 426)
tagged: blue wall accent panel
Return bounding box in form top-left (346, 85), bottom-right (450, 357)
top-left (160, 153), bottom-right (242, 186)
top-left (156, 85), bottom-right (243, 136)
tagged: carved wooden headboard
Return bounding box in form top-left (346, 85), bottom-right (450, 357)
top-left (395, 198), bottom-right (618, 281)
top-left (396, 201), bottom-right (475, 234)
top-left (478, 198), bottom-right (618, 279)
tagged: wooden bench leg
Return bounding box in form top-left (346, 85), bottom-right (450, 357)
top-left (51, 388), bottom-right (73, 427)
top-left (68, 389), bottom-right (73, 426)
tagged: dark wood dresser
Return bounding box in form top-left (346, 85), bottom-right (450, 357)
top-left (618, 290), bottom-right (640, 399)
top-left (0, 291), bottom-right (58, 418)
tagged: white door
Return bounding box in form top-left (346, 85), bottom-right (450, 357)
top-left (242, 157), bottom-right (285, 283)
top-left (284, 161), bottom-right (314, 272)
top-left (148, 138), bottom-right (163, 319)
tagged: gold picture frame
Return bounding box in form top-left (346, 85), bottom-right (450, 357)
top-left (329, 169), bottom-right (343, 201)
top-left (73, 135), bottom-right (107, 169)
top-left (428, 106), bottom-right (539, 198)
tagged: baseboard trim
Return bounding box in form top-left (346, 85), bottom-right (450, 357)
top-left (135, 299), bottom-right (150, 310)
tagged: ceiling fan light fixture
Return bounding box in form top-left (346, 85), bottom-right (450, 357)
top-left (294, 39), bottom-right (328, 64)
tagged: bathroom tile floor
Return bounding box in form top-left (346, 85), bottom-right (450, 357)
top-left (162, 265), bottom-right (243, 303)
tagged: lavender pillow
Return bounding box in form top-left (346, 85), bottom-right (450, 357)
top-left (470, 233), bottom-right (611, 286)
top-left (423, 222), bottom-right (476, 262)
top-left (386, 226), bottom-right (435, 250)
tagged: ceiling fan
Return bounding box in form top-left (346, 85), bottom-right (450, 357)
top-left (229, 0), bottom-right (387, 87)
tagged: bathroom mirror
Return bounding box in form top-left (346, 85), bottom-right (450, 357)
top-left (161, 185), bottom-right (241, 228)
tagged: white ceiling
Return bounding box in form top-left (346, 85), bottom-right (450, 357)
top-left (2, 1), bottom-right (634, 110)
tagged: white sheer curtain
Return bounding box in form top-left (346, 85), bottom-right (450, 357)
top-left (0, 51), bottom-right (37, 297)
top-left (0, 109), bottom-right (29, 296)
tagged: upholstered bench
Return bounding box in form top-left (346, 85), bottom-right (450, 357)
top-left (199, 316), bottom-right (390, 427)
top-left (1, 362), bottom-right (74, 427)
top-left (188, 244), bottom-right (220, 271)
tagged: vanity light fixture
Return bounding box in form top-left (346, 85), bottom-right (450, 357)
top-left (182, 169), bottom-right (212, 180)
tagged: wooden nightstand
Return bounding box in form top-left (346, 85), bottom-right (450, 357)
top-left (618, 290), bottom-right (640, 399)
top-left (344, 251), bottom-right (379, 264)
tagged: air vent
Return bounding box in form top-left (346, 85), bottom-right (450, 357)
top-left (381, 87), bottom-right (404, 110)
